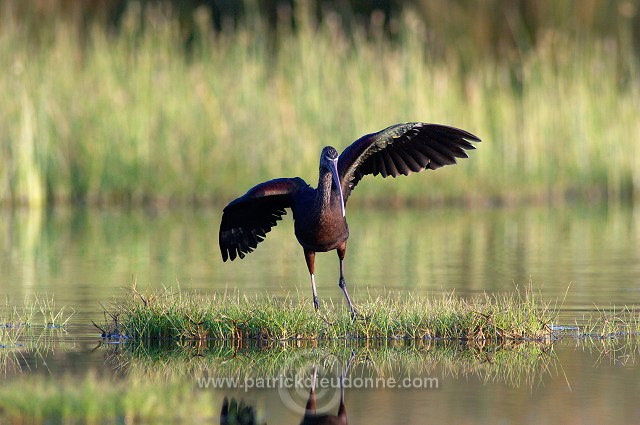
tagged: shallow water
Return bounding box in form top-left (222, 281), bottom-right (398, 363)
top-left (227, 339), bottom-right (640, 425)
top-left (2, 203), bottom-right (640, 422)
top-left (6, 335), bottom-right (640, 424)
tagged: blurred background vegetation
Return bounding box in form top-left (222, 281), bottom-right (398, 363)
top-left (1, 0), bottom-right (639, 208)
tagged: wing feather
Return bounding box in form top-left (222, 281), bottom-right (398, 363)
top-left (219, 177), bottom-right (307, 261)
top-left (408, 147), bottom-right (431, 167)
top-left (377, 153), bottom-right (388, 177)
top-left (388, 148), bottom-right (410, 176)
top-left (398, 147), bottom-right (423, 172)
top-left (338, 122), bottom-right (480, 201)
top-left (383, 150), bottom-right (400, 177)
top-left (419, 144), bottom-right (456, 167)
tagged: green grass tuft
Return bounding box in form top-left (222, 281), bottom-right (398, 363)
top-left (104, 286), bottom-right (555, 342)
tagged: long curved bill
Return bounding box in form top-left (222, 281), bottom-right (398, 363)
top-left (330, 158), bottom-right (346, 217)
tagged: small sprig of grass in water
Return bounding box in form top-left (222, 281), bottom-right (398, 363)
top-left (1, 295), bottom-right (75, 348)
top-left (576, 305), bottom-right (640, 339)
top-left (105, 286), bottom-right (555, 342)
top-left (1, 296), bottom-right (75, 375)
top-left (35, 295), bottom-right (75, 329)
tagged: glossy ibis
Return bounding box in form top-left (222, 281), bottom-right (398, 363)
top-left (219, 122), bottom-right (481, 316)
top-left (220, 397), bottom-right (263, 425)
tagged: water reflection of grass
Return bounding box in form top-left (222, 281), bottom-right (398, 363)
top-left (1, 338), bottom-right (638, 423)
top-left (0, 340), bottom-right (557, 423)
top-left (0, 329), bottom-right (66, 376)
top-left (104, 338), bottom-right (558, 390)
top-left (103, 286), bottom-right (555, 342)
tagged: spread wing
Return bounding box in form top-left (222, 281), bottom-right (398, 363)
top-left (219, 177), bottom-right (307, 261)
top-left (338, 122), bottom-right (481, 202)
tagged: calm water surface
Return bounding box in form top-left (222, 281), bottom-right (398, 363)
top-left (2, 203), bottom-right (640, 423)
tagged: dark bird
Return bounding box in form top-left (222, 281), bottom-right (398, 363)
top-left (301, 367), bottom-right (348, 425)
top-left (300, 352), bottom-right (355, 425)
top-left (220, 397), bottom-right (264, 425)
top-left (219, 122), bottom-right (481, 316)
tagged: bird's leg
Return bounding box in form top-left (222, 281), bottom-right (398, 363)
top-left (337, 243), bottom-right (358, 318)
top-left (304, 250), bottom-right (319, 311)
top-left (337, 350), bottom-right (356, 420)
top-left (304, 366), bottom-right (318, 415)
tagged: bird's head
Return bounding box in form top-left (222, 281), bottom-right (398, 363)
top-left (320, 146), bottom-right (345, 217)
top-left (320, 146), bottom-right (339, 164)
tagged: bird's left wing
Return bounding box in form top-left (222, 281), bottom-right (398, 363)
top-left (338, 122), bottom-right (481, 203)
top-left (219, 177), bottom-right (307, 261)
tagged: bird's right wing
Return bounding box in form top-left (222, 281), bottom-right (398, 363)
top-left (337, 123), bottom-right (480, 203)
top-left (219, 177), bottom-right (307, 261)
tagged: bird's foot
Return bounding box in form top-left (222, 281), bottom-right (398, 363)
top-left (311, 296), bottom-right (333, 325)
top-left (315, 310), bottom-right (334, 326)
top-left (348, 305), bottom-right (362, 321)
top-left (339, 279), bottom-right (360, 320)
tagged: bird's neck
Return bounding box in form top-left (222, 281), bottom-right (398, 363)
top-left (315, 170), bottom-right (335, 211)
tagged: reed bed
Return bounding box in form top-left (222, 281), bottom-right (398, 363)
top-left (101, 286), bottom-right (555, 341)
top-left (1, 5), bottom-right (639, 207)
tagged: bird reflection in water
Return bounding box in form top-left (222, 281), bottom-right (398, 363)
top-left (221, 352), bottom-right (355, 425)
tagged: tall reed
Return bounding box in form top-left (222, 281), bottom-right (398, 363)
top-left (1, 4), bottom-right (638, 207)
